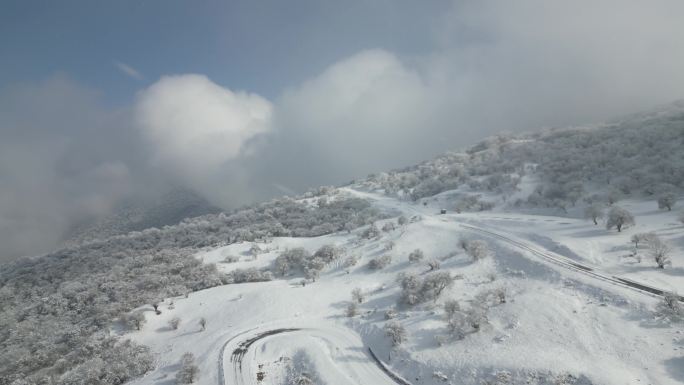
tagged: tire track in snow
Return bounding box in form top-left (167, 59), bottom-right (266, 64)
top-left (460, 223), bottom-right (684, 302)
top-left (221, 324), bottom-right (411, 385)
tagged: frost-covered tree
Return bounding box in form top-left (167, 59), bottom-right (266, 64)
top-left (465, 306), bottom-right (488, 331)
top-left (382, 222), bottom-right (396, 232)
top-left (384, 307), bottom-right (397, 320)
top-left (198, 317), bottom-right (206, 331)
top-left (605, 206), bottom-right (635, 232)
top-left (351, 288), bottom-right (364, 303)
top-left (176, 353), bottom-right (199, 384)
top-left (422, 272), bottom-right (454, 300)
top-left (427, 259), bottom-right (441, 271)
top-left (384, 322), bottom-right (407, 347)
top-left (466, 240), bottom-right (490, 260)
top-left (169, 317), bottom-right (181, 330)
top-left (399, 271), bottom-right (454, 305)
top-left (649, 236), bottom-right (672, 269)
top-left (313, 244), bottom-right (343, 265)
top-left (128, 312), bottom-right (146, 331)
top-left (655, 292), bottom-right (682, 322)
top-left (631, 233), bottom-right (651, 249)
top-left (657, 193), bottom-right (677, 211)
top-left (343, 255), bottom-right (359, 268)
top-left (249, 244), bottom-right (263, 258)
top-left (346, 302), bottom-right (359, 317)
top-left (408, 249), bottom-right (424, 263)
top-left (368, 255), bottom-right (392, 270)
top-left (584, 204), bottom-right (605, 225)
top-left (361, 223), bottom-right (381, 239)
top-left (443, 299), bottom-right (460, 318)
top-left (384, 241), bottom-right (395, 251)
top-left (397, 215), bottom-right (408, 226)
top-left (679, 211), bottom-right (684, 225)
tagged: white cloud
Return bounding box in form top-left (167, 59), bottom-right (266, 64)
top-left (274, 50), bottom-right (440, 180)
top-left (135, 74), bottom-right (272, 206)
top-left (114, 61), bottom-right (144, 80)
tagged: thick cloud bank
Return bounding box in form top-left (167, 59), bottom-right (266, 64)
top-left (135, 74), bottom-right (272, 207)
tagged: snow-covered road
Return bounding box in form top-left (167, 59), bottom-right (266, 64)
top-left (220, 321), bottom-right (410, 385)
top-left (344, 188), bottom-right (683, 302)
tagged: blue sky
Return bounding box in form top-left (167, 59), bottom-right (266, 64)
top-left (0, 0), bottom-right (450, 104)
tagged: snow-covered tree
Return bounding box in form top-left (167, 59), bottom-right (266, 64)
top-left (198, 317), bottom-right (206, 331)
top-left (368, 255), bottom-right (392, 270)
top-left (382, 222), bottom-right (396, 232)
top-left (631, 233), bottom-right (651, 249)
top-left (169, 317), bottom-right (181, 330)
top-left (384, 308), bottom-right (397, 320)
top-left (384, 241), bottom-right (395, 251)
top-left (649, 236), bottom-right (672, 269)
top-left (128, 312), bottom-right (146, 331)
top-left (351, 288), bottom-right (364, 304)
top-left (408, 249), bottom-right (424, 263)
top-left (397, 215), bottom-right (408, 226)
top-left (384, 322), bottom-right (407, 347)
top-left (466, 240), bottom-right (490, 260)
top-left (606, 206), bottom-right (635, 232)
top-left (361, 223), bottom-right (381, 239)
top-left (346, 302), bottom-right (359, 317)
top-left (655, 292), bottom-right (682, 322)
top-left (427, 259), bottom-right (441, 271)
top-left (343, 255), bottom-right (359, 268)
top-left (443, 299), bottom-right (460, 318)
top-left (176, 353), bottom-right (199, 384)
top-left (584, 204), bottom-right (605, 225)
top-left (657, 193), bottom-right (677, 211)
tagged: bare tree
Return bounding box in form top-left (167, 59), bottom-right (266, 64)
top-left (606, 206), bottom-right (635, 232)
top-left (584, 204), bottom-right (604, 225)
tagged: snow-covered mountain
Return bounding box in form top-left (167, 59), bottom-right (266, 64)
top-left (1, 105), bottom-right (683, 385)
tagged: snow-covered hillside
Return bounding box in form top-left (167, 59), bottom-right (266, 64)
top-left (127, 188), bottom-right (684, 385)
top-left (3, 107), bottom-right (684, 385)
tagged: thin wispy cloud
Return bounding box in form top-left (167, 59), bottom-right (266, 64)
top-left (114, 61), bottom-right (144, 80)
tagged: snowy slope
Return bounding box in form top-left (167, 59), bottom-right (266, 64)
top-left (127, 188), bottom-right (684, 385)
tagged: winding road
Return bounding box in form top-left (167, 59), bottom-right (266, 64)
top-left (220, 322), bottom-right (411, 385)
